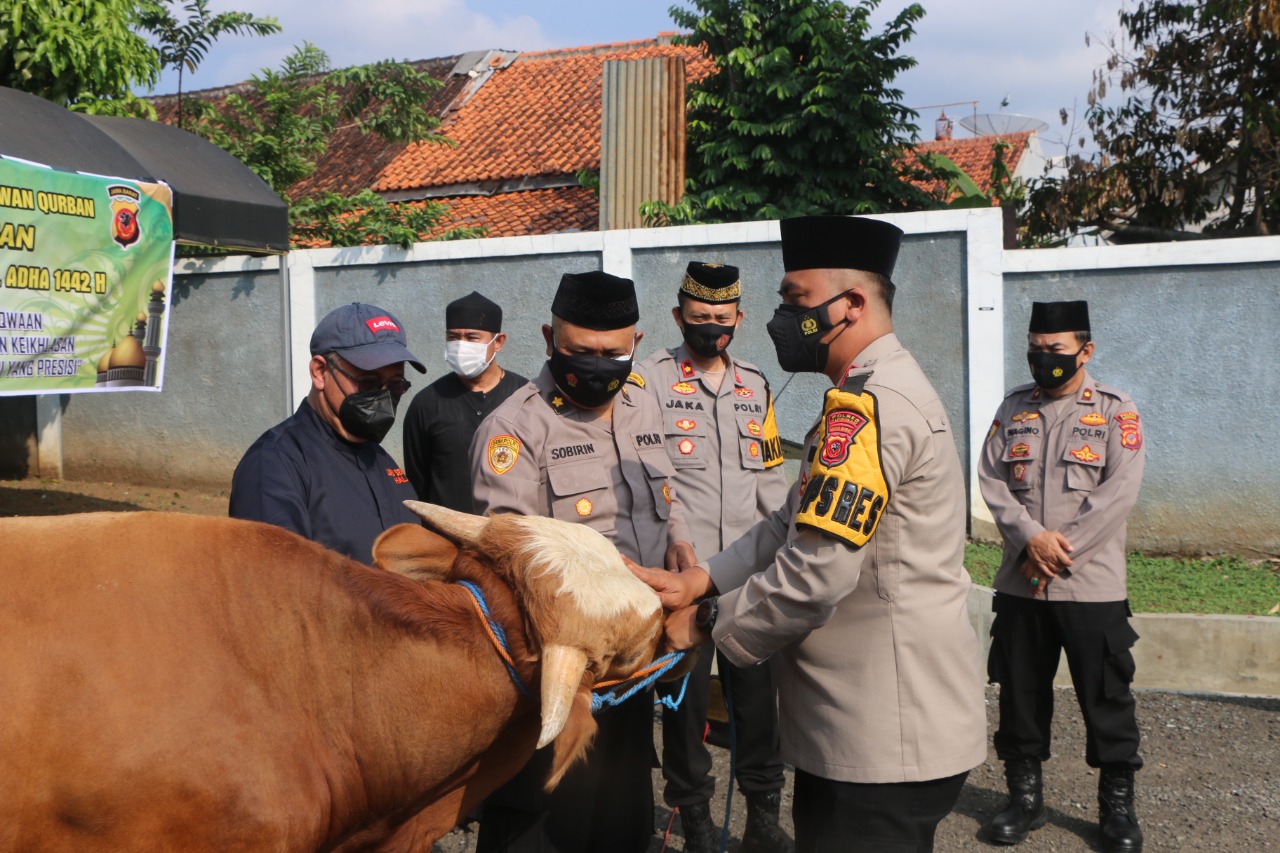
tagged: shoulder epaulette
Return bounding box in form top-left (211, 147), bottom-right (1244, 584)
top-left (840, 371), bottom-right (872, 395)
top-left (1007, 381), bottom-right (1038, 397)
top-left (1092, 382), bottom-right (1128, 400)
top-left (543, 387), bottom-right (571, 414)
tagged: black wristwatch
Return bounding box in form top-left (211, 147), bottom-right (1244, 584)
top-left (694, 596), bottom-right (719, 634)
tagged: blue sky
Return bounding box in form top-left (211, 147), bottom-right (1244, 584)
top-left (154, 0), bottom-right (1123, 157)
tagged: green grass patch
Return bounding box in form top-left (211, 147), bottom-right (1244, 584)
top-left (964, 542), bottom-right (1280, 617)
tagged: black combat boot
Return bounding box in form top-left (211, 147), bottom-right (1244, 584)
top-left (742, 790), bottom-right (795, 853)
top-left (1098, 766), bottom-right (1144, 853)
top-left (988, 757), bottom-right (1048, 845)
top-left (678, 800), bottom-right (718, 853)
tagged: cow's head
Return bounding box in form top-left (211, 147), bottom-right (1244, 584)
top-left (376, 501), bottom-right (669, 785)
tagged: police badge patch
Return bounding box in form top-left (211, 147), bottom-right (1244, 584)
top-left (487, 434), bottom-right (521, 474)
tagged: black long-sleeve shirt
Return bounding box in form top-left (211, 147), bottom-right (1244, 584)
top-left (401, 369), bottom-right (527, 512)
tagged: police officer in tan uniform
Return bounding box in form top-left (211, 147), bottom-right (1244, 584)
top-left (978, 300), bottom-right (1146, 853)
top-left (631, 217), bottom-right (987, 853)
top-left (635, 262), bottom-right (793, 853)
top-left (470, 270), bottom-right (694, 853)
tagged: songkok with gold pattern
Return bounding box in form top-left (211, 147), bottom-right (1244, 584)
top-left (679, 262), bottom-right (741, 304)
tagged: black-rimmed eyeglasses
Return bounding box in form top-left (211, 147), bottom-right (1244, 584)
top-left (326, 356), bottom-right (412, 397)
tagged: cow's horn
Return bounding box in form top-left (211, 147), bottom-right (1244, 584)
top-left (538, 644), bottom-right (588, 749)
top-left (403, 500), bottom-right (487, 544)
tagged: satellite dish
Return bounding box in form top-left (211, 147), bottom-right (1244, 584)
top-left (959, 113), bottom-right (1049, 136)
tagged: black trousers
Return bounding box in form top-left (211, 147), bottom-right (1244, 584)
top-left (793, 769), bottom-right (968, 853)
top-left (988, 593), bottom-right (1143, 769)
top-left (656, 641), bottom-right (785, 806)
top-left (475, 693), bottom-right (654, 853)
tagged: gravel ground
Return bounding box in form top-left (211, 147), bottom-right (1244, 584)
top-left (433, 686), bottom-right (1280, 852)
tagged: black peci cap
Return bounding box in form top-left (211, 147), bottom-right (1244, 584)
top-left (551, 271), bottom-right (639, 330)
top-left (679, 262), bottom-right (741, 304)
top-left (1029, 300), bottom-right (1090, 334)
top-left (446, 291), bottom-right (502, 333)
top-left (780, 216), bottom-right (904, 279)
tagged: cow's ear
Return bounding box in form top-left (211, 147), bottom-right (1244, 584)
top-left (542, 690), bottom-right (597, 792)
top-left (373, 523), bottom-right (457, 581)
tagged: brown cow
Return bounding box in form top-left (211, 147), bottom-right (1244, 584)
top-left (0, 501), bottom-right (672, 851)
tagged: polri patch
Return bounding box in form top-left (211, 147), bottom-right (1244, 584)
top-left (1079, 412), bottom-right (1107, 426)
top-left (1010, 442), bottom-right (1031, 458)
top-left (1012, 411), bottom-right (1040, 422)
top-left (575, 498), bottom-right (593, 517)
top-left (734, 387), bottom-right (754, 398)
top-left (747, 419), bottom-right (762, 437)
top-left (627, 372), bottom-right (646, 388)
top-left (676, 419), bottom-right (697, 431)
top-left (1013, 462), bottom-right (1027, 482)
top-left (678, 438), bottom-right (695, 455)
top-left (795, 384), bottom-right (888, 549)
top-left (487, 435), bottom-right (521, 475)
top-left (672, 382), bottom-right (697, 395)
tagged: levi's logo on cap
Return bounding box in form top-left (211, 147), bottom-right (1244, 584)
top-left (365, 316), bottom-right (400, 334)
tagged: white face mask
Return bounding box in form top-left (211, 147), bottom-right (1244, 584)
top-left (445, 338), bottom-right (495, 379)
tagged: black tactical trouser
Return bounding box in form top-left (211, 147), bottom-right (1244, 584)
top-left (656, 641), bottom-right (786, 807)
top-left (988, 593), bottom-right (1143, 769)
top-left (793, 768), bottom-right (968, 853)
top-left (475, 691), bottom-right (655, 853)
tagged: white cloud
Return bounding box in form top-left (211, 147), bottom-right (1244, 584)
top-left (162, 0), bottom-right (555, 93)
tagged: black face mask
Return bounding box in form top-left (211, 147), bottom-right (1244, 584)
top-left (549, 346), bottom-right (633, 409)
top-left (1028, 344), bottom-right (1086, 390)
top-left (337, 389), bottom-right (398, 443)
top-left (681, 320), bottom-right (736, 359)
top-left (765, 289), bottom-right (851, 373)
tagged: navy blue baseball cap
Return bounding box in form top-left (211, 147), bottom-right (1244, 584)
top-left (309, 303), bottom-right (426, 373)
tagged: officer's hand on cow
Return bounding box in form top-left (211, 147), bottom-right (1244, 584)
top-left (664, 540), bottom-right (697, 574)
top-left (625, 559), bottom-right (713, 611)
top-left (662, 604), bottom-right (706, 651)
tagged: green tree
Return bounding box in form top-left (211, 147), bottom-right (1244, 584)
top-left (644, 0), bottom-right (940, 225)
top-left (0, 0), bottom-right (159, 115)
top-left (137, 0), bottom-right (281, 127)
top-left (1024, 0), bottom-right (1280, 244)
top-left (183, 44), bottom-right (479, 248)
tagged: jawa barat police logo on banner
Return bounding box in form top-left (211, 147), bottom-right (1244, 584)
top-left (108, 185), bottom-right (142, 249)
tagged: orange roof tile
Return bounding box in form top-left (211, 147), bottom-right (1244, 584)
top-left (913, 132), bottom-right (1033, 201)
top-left (420, 187), bottom-right (599, 239)
top-left (375, 42), bottom-right (712, 192)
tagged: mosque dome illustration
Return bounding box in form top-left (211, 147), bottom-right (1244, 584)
top-left (92, 280), bottom-right (168, 388)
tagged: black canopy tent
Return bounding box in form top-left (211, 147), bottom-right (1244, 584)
top-left (0, 86), bottom-right (288, 253)
top-left (0, 87), bottom-right (299, 444)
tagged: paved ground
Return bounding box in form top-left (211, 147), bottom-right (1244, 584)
top-left (431, 686), bottom-right (1280, 852)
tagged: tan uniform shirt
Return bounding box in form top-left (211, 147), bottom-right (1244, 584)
top-left (470, 364), bottom-right (692, 567)
top-left (634, 344), bottom-right (789, 553)
top-left (704, 334), bottom-right (987, 784)
top-left (977, 370), bottom-right (1146, 602)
